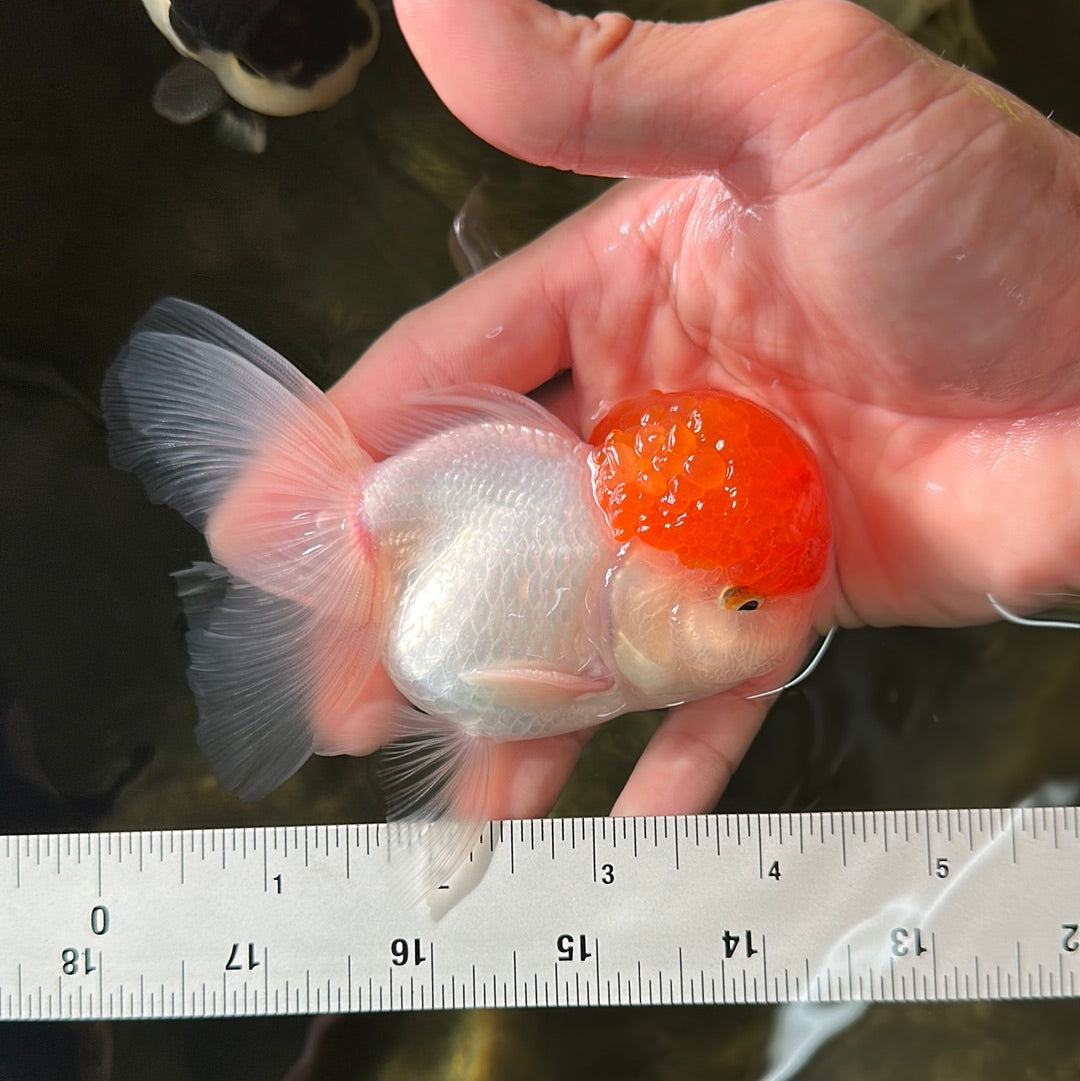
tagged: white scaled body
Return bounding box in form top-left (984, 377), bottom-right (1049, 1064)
top-left (366, 427), bottom-right (620, 741)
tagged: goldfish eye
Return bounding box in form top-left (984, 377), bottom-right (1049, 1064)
top-left (722, 586), bottom-right (764, 612)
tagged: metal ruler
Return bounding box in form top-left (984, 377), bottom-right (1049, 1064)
top-left (3, 807), bottom-right (1080, 1020)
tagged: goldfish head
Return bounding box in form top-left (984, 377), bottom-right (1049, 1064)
top-left (144, 0), bottom-right (380, 117)
top-left (588, 391), bottom-right (831, 699)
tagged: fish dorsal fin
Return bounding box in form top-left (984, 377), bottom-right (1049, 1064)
top-left (361, 383), bottom-right (580, 458)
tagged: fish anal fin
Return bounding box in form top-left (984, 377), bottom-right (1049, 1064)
top-left (379, 707), bottom-right (494, 906)
top-left (460, 662), bottom-right (614, 710)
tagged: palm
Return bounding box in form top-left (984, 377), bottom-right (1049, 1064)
top-left (323, 0), bottom-right (1080, 815)
top-left (541, 152), bottom-right (1080, 629)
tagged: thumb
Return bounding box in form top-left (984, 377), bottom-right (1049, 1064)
top-left (394, 0), bottom-right (930, 196)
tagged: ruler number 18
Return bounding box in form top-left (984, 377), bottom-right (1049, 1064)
top-left (61, 906), bottom-right (109, 976)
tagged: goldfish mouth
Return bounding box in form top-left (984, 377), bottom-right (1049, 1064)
top-left (604, 541), bottom-right (817, 702)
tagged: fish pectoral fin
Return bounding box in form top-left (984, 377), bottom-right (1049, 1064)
top-left (151, 59), bottom-right (227, 124)
top-left (379, 706), bottom-right (494, 908)
top-left (460, 662), bottom-right (614, 710)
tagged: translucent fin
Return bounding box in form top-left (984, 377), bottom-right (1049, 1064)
top-left (213, 106), bottom-right (268, 155)
top-left (379, 706), bottom-right (494, 906)
top-left (460, 661), bottom-right (613, 710)
top-left (102, 298), bottom-right (375, 625)
top-left (362, 383), bottom-right (580, 458)
top-left (448, 177), bottom-right (505, 278)
top-left (151, 59), bottom-right (227, 124)
top-left (175, 562), bottom-right (378, 799)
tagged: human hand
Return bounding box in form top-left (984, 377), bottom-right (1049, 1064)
top-left (322, 0), bottom-right (1080, 817)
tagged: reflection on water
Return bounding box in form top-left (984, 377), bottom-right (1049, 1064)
top-left (2, 0), bottom-right (1080, 1078)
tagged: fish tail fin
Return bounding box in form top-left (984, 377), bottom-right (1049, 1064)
top-left (103, 299), bottom-right (383, 797)
top-left (101, 297), bottom-right (377, 627)
top-left (175, 562), bottom-right (383, 799)
top-left (379, 707), bottom-right (495, 907)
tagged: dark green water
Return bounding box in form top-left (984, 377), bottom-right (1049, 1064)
top-left (2, 1), bottom-right (1080, 1077)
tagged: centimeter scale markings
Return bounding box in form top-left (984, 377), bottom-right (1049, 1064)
top-left (2, 807), bottom-right (1080, 1021)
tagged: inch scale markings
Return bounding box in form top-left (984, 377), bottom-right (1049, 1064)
top-left (2, 808), bottom-right (1080, 1020)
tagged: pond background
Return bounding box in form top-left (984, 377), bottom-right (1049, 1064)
top-left (2, 1), bottom-right (1080, 1078)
